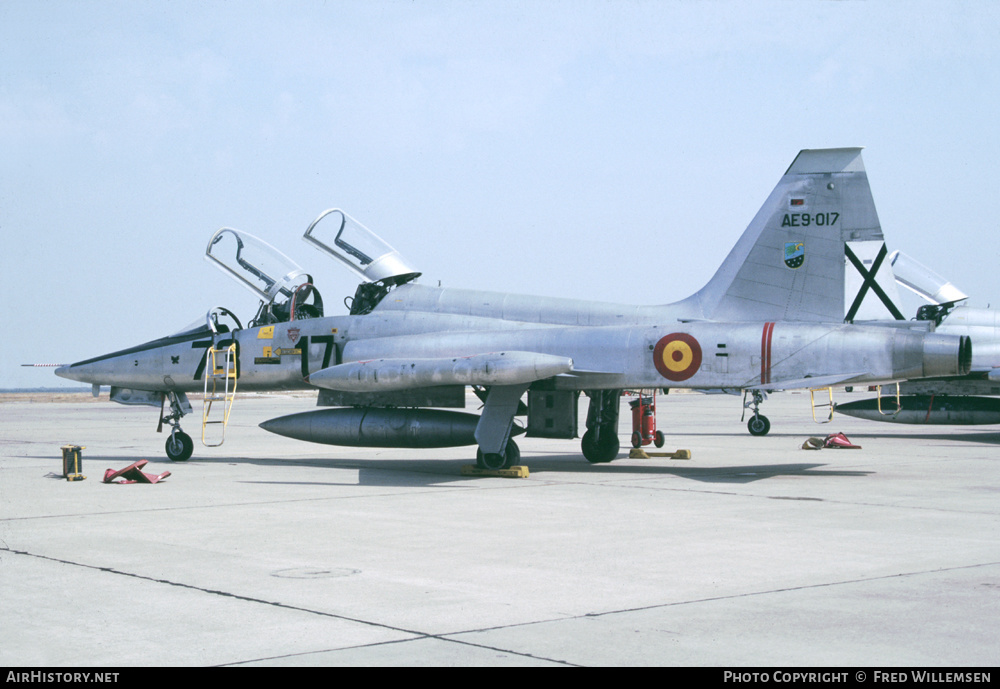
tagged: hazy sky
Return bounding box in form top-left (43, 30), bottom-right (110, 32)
top-left (3, 0), bottom-right (999, 388)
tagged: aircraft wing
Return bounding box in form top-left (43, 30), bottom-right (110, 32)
top-left (306, 351), bottom-right (574, 392)
top-left (745, 372), bottom-right (870, 392)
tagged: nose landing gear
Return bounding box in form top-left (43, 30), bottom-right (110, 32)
top-left (160, 391), bottom-right (194, 461)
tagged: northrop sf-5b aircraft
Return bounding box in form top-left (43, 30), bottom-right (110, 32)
top-left (56, 148), bottom-right (972, 468)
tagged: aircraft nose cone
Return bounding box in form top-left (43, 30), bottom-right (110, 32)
top-left (54, 359), bottom-right (108, 385)
top-left (54, 363), bottom-right (84, 382)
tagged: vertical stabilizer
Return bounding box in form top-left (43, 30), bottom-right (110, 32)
top-left (676, 148), bottom-right (884, 322)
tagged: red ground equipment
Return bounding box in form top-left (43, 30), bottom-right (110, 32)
top-left (629, 391), bottom-right (665, 448)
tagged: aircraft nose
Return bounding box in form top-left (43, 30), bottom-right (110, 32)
top-left (55, 362), bottom-right (94, 384)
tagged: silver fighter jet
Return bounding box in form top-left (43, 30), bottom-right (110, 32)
top-left (56, 148), bottom-right (971, 468)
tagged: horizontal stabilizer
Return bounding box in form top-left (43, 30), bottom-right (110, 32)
top-left (307, 351), bottom-right (573, 393)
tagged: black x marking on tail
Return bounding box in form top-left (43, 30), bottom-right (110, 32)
top-left (844, 243), bottom-right (905, 322)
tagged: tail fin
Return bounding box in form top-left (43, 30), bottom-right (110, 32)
top-left (675, 148), bottom-right (885, 323)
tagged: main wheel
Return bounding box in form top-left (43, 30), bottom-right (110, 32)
top-left (582, 428), bottom-right (620, 463)
top-left (165, 431), bottom-right (194, 461)
top-left (653, 430), bottom-right (665, 448)
top-left (630, 431), bottom-right (642, 448)
top-left (747, 414), bottom-right (771, 437)
top-left (476, 439), bottom-right (520, 470)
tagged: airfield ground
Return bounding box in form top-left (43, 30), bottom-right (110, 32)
top-left (1, 390), bottom-right (997, 667)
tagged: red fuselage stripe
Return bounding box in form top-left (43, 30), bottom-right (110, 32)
top-left (760, 322), bottom-right (775, 385)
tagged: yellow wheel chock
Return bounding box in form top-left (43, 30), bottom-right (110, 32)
top-left (628, 448), bottom-right (692, 460)
top-left (461, 465), bottom-right (530, 478)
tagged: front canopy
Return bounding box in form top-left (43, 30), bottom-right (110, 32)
top-left (205, 227), bottom-right (310, 303)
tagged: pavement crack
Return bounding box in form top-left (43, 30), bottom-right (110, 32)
top-left (1, 546), bottom-right (578, 667)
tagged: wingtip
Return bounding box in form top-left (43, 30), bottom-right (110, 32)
top-left (786, 147), bottom-right (866, 175)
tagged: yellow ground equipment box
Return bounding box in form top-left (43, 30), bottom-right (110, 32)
top-left (61, 445), bottom-right (86, 481)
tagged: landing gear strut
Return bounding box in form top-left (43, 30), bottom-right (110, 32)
top-left (582, 389), bottom-right (622, 463)
top-left (161, 392), bottom-right (194, 461)
top-left (474, 384), bottom-right (527, 471)
top-left (743, 389), bottom-right (770, 436)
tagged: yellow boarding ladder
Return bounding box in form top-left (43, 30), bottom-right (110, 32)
top-left (202, 343), bottom-right (237, 447)
top-left (809, 387), bottom-right (836, 424)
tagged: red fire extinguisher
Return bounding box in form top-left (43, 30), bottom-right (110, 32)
top-left (629, 391), bottom-right (665, 448)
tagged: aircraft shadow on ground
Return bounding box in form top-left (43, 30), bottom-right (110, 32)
top-left (34, 451), bottom-right (872, 488)
top-left (517, 455), bottom-right (872, 484)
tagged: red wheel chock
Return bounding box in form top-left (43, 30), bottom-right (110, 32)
top-left (802, 432), bottom-right (861, 450)
top-left (102, 460), bottom-right (171, 484)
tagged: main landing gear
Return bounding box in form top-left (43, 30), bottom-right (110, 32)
top-left (161, 391), bottom-right (194, 461)
top-left (473, 383), bottom-right (528, 471)
top-left (473, 386), bottom-right (624, 469)
top-left (476, 439), bottom-right (521, 471)
top-left (743, 389), bottom-right (771, 436)
top-left (582, 389), bottom-right (622, 463)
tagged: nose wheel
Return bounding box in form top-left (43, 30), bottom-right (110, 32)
top-left (165, 430), bottom-right (194, 462)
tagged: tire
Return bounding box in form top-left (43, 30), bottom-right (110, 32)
top-left (747, 415), bottom-right (771, 437)
top-left (165, 431), bottom-right (194, 461)
top-left (654, 430), bottom-right (665, 448)
top-left (582, 428), bottom-right (620, 463)
top-left (477, 439), bottom-right (519, 470)
top-left (630, 431), bottom-right (642, 448)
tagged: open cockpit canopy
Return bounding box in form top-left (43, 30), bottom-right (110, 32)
top-left (302, 209), bottom-right (420, 286)
top-left (206, 228), bottom-right (309, 302)
top-left (205, 227), bottom-right (323, 326)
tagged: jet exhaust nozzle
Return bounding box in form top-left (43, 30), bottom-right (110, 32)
top-left (892, 332), bottom-right (972, 381)
top-left (920, 333), bottom-right (972, 378)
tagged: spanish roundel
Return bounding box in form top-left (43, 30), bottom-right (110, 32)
top-left (653, 333), bottom-right (702, 381)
